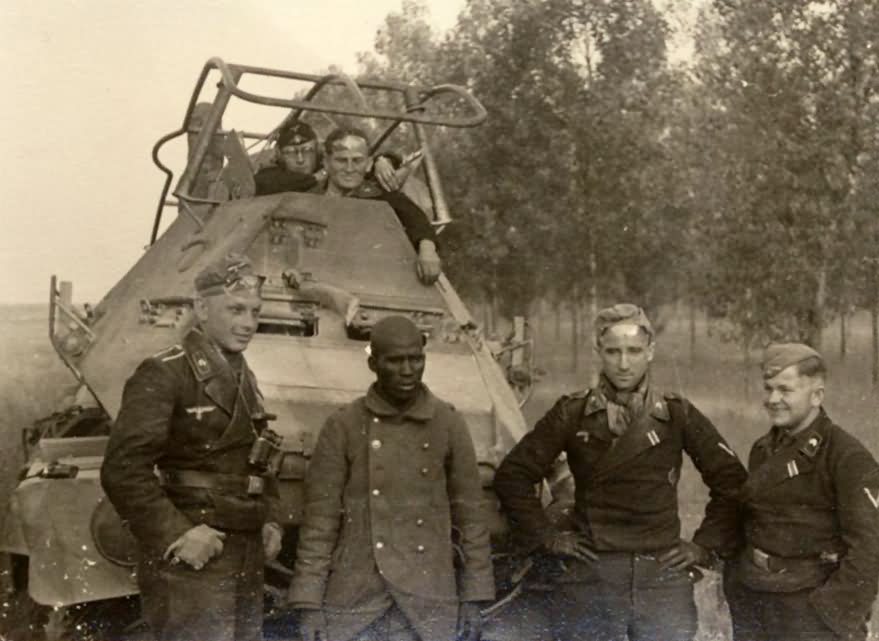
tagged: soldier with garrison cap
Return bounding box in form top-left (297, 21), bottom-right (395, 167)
top-left (289, 315), bottom-right (494, 641)
top-left (101, 253), bottom-right (283, 641)
top-left (724, 343), bottom-right (879, 641)
top-left (494, 303), bottom-right (747, 641)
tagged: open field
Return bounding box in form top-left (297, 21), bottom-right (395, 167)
top-left (0, 303), bottom-right (876, 639)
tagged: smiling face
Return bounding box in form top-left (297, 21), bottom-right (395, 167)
top-left (195, 290), bottom-right (262, 353)
top-left (325, 135), bottom-right (371, 193)
top-left (596, 323), bottom-right (654, 391)
top-left (763, 365), bottom-right (824, 429)
top-left (369, 339), bottom-right (426, 406)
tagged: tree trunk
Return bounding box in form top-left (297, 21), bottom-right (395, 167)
top-left (554, 300), bottom-right (562, 342)
top-left (839, 312), bottom-right (847, 361)
top-left (742, 333), bottom-right (752, 401)
top-left (872, 302), bottom-right (879, 385)
top-left (571, 294), bottom-right (581, 373)
top-left (689, 299), bottom-right (697, 363)
top-left (809, 262), bottom-right (827, 350)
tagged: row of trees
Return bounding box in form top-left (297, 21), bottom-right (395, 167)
top-left (355, 0), bottom-right (879, 376)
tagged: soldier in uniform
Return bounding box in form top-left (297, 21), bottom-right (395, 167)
top-left (100, 253), bottom-right (284, 641)
top-left (288, 315), bottom-right (494, 641)
top-left (257, 124), bottom-right (440, 285)
top-left (493, 303), bottom-right (748, 641)
top-left (724, 343), bottom-right (879, 641)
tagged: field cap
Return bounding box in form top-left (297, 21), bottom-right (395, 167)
top-left (278, 121), bottom-right (317, 148)
top-left (370, 315), bottom-right (425, 356)
top-left (195, 253), bottom-right (263, 297)
top-left (595, 303), bottom-right (654, 343)
top-left (762, 342), bottom-right (822, 379)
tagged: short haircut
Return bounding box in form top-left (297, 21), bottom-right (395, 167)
top-left (795, 355), bottom-right (827, 380)
top-left (324, 126), bottom-right (370, 157)
top-left (596, 325), bottom-right (653, 348)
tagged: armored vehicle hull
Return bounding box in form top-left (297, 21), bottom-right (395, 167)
top-left (0, 59), bottom-right (542, 640)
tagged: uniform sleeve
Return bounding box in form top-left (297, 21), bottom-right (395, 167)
top-left (381, 191), bottom-right (438, 248)
top-left (100, 359), bottom-right (194, 553)
top-left (446, 410), bottom-right (495, 603)
top-left (288, 414), bottom-right (348, 609)
top-left (254, 166), bottom-right (317, 196)
top-left (493, 396), bottom-right (576, 552)
top-left (810, 453), bottom-right (879, 639)
top-left (679, 400), bottom-right (748, 557)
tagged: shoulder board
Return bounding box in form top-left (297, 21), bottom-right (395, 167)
top-left (353, 180), bottom-right (383, 199)
top-left (153, 344), bottom-right (184, 362)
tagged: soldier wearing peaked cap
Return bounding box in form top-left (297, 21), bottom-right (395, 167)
top-left (494, 303), bottom-right (748, 641)
top-left (288, 315), bottom-right (494, 641)
top-left (101, 253), bottom-right (284, 641)
top-left (724, 343), bottom-right (879, 641)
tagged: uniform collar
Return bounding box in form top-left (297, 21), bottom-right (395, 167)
top-left (365, 383), bottom-right (436, 422)
top-left (583, 385), bottom-right (670, 421)
top-left (768, 407), bottom-right (830, 453)
top-left (183, 327), bottom-right (234, 382)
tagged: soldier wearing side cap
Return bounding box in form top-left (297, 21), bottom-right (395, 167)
top-left (101, 253), bottom-right (284, 641)
top-left (724, 343), bottom-right (879, 641)
top-left (288, 315), bottom-right (494, 641)
top-left (494, 303), bottom-right (748, 641)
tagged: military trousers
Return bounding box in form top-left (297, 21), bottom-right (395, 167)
top-left (137, 530), bottom-right (265, 641)
top-left (347, 604), bottom-right (421, 641)
top-left (550, 552), bottom-right (699, 641)
top-left (724, 572), bottom-right (844, 641)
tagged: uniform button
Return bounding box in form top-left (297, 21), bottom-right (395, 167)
top-left (416, 518), bottom-right (424, 526)
top-left (375, 541), bottom-right (384, 550)
top-left (421, 467), bottom-right (429, 475)
top-left (422, 442), bottom-right (430, 450)
top-left (417, 545), bottom-right (425, 553)
top-left (372, 489), bottom-right (380, 496)
top-left (372, 417), bottom-right (380, 423)
top-left (371, 439), bottom-right (382, 450)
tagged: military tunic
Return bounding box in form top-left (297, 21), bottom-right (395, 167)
top-left (724, 409), bottom-right (879, 641)
top-left (494, 387), bottom-right (747, 641)
top-left (288, 384), bottom-right (495, 641)
top-left (101, 328), bottom-right (277, 641)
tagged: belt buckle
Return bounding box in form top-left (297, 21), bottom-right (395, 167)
top-left (752, 547), bottom-right (771, 571)
top-left (246, 475), bottom-right (265, 496)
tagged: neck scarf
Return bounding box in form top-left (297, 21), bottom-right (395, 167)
top-left (598, 372), bottom-right (649, 437)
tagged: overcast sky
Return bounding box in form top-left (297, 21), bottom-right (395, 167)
top-left (0, 0), bottom-right (464, 303)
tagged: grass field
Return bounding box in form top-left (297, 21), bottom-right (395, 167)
top-left (0, 303), bottom-right (876, 639)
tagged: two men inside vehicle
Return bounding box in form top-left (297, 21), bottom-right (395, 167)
top-left (253, 121), bottom-right (441, 285)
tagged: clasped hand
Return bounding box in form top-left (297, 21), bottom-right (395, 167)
top-left (163, 524), bottom-right (226, 570)
top-left (657, 540), bottom-right (710, 571)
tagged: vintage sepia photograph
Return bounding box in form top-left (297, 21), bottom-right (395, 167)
top-left (1, 1), bottom-right (878, 640)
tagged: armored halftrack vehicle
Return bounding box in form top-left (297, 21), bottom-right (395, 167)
top-left (0, 59), bottom-right (543, 640)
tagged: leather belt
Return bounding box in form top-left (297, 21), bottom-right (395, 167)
top-left (748, 545), bottom-right (838, 573)
top-left (159, 469), bottom-right (266, 496)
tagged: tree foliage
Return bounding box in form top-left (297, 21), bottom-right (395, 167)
top-left (356, 0), bottom-right (879, 361)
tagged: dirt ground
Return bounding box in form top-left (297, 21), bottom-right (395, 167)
top-left (0, 303), bottom-right (877, 640)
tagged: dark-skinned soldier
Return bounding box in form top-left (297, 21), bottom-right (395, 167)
top-left (724, 343), bottom-right (879, 641)
top-left (101, 254), bottom-right (283, 641)
top-left (494, 303), bottom-right (748, 641)
top-left (288, 315), bottom-right (494, 641)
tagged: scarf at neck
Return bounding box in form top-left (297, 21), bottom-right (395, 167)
top-left (598, 372), bottom-right (649, 436)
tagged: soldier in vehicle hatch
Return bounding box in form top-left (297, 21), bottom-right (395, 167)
top-left (493, 303), bottom-right (748, 641)
top-left (288, 315), bottom-right (494, 641)
top-left (100, 253), bottom-right (283, 641)
top-left (723, 343), bottom-right (879, 641)
top-left (254, 121), bottom-right (408, 195)
top-left (255, 123), bottom-right (441, 286)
